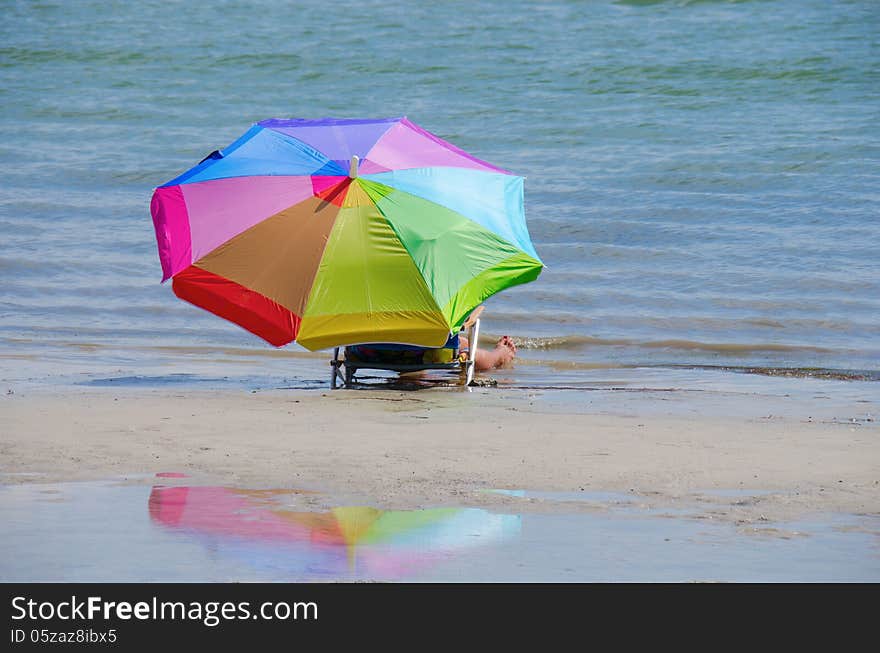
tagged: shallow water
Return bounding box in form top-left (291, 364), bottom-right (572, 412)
top-left (1, 0), bottom-right (878, 387)
top-left (0, 480), bottom-right (877, 582)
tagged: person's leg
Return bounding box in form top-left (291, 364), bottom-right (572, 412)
top-left (461, 335), bottom-right (517, 371)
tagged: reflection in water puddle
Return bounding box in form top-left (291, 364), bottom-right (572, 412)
top-left (0, 481), bottom-right (877, 582)
top-left (485, 488), bottom-right (638, 504)
top-left (148, 485), bottom-right (520, 580)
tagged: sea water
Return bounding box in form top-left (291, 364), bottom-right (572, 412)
top-left (1, 0), bottom-right (878, 389)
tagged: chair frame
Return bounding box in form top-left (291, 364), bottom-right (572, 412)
top-left (330, 307), bottom-right (483, 389)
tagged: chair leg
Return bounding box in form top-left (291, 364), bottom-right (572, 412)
top-left (465, 360), bottom-right (475, 387)
top-left (345, 365), bottom-right (355, 387)
top-left (330, 347), bottom-right (341, 389)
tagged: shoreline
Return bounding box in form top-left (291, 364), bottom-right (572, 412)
top-left (2, 380), bottom-right (877, 527)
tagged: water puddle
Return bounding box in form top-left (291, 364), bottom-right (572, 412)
top-left (484, 488), bottom-right (638, 504)
top-left (0, 480), bottom-right (877, 582)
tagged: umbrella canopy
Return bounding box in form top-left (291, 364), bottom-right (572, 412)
top-left (150, 117), bottom-right (543, 350)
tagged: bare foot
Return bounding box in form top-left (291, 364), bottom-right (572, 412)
top-left (499, 335), bottom-right (517, 356)
top-left (494, 336), bottom-right (517, 365)
top-left (474, 336), bottom-right (517, 371)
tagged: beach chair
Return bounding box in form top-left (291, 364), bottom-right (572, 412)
top-left (329, 306), bottom-right (483, 389)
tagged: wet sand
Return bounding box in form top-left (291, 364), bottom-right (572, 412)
top-left (1, 381), bottom-right (877, 527)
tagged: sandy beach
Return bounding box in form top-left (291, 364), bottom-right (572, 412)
top-left (3, 381), bottom-right (877, 528)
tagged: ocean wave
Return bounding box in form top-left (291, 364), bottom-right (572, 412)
top-left (512, 358), bottom-right (880, 381)
top-left (211, 52), bottom-right (303, 70)
top-left (485, 333), bottom-right (839, 356)
top-left (0, 46), bottom-right (159, 67)
top-left (710, 366), bottom-right (880, 382)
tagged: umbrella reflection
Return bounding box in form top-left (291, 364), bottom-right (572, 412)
top-left (148, 485), bottom-right (520, 580)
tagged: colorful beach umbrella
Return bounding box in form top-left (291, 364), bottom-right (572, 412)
top-left (150, 117), bottom-right (543, 350)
